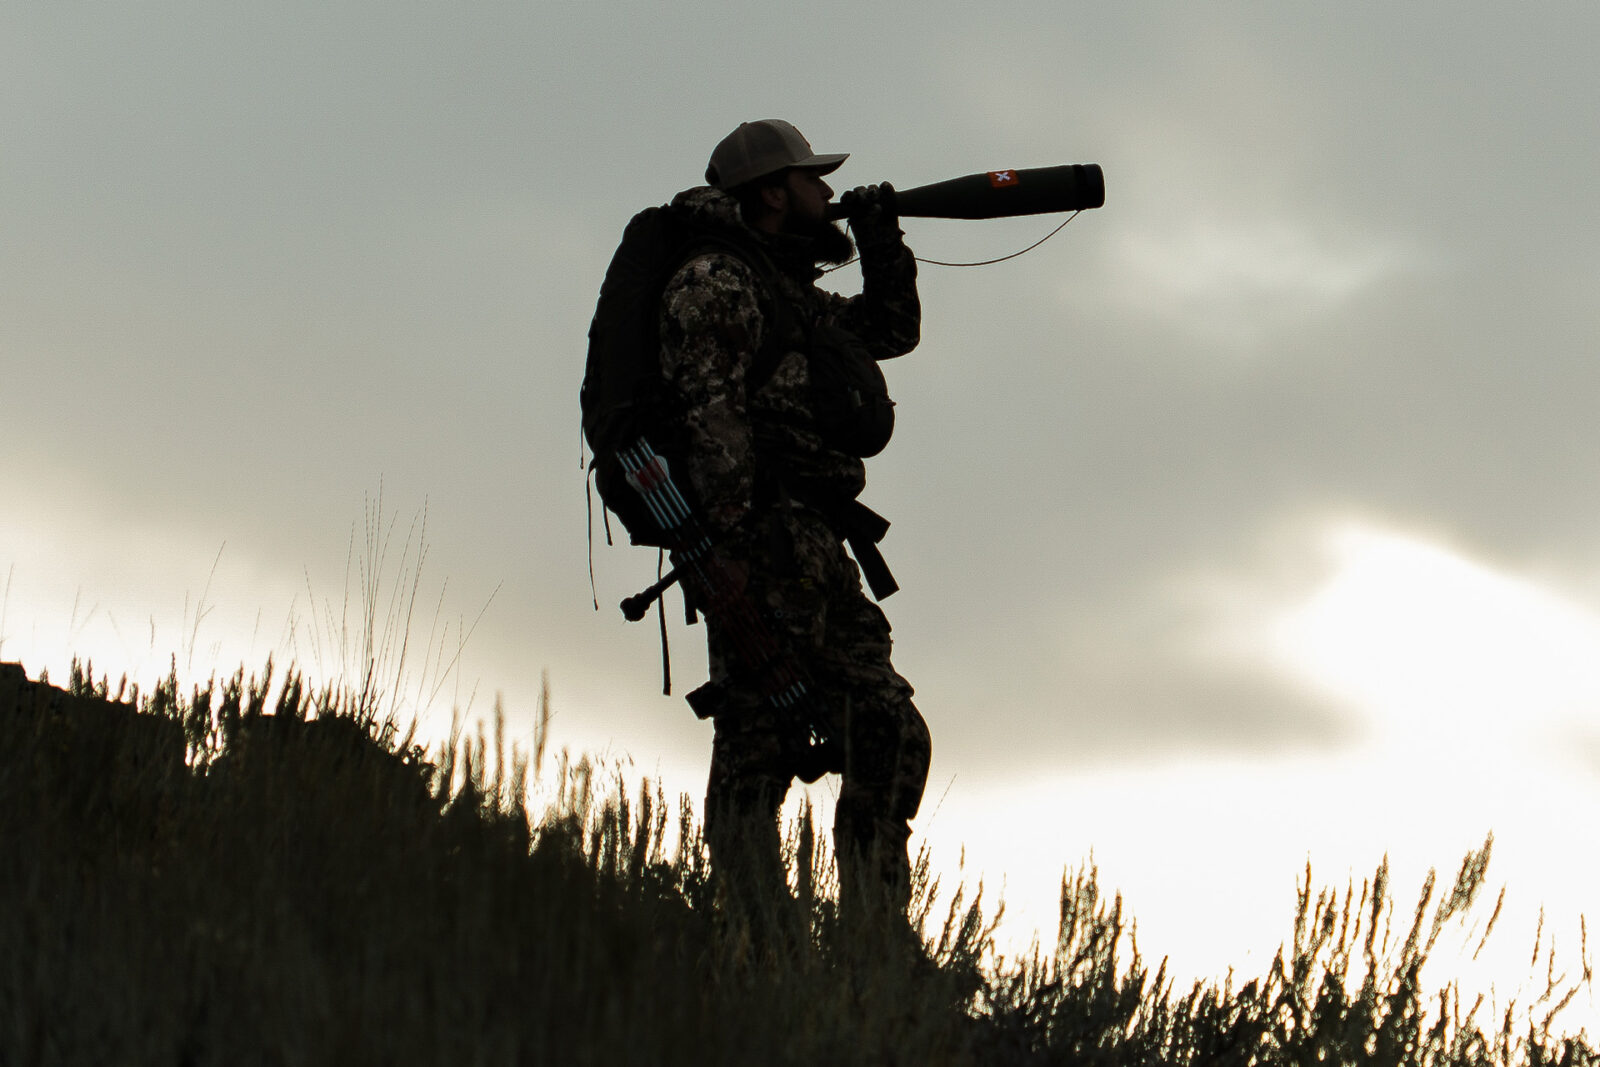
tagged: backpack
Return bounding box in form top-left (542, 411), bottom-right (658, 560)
top-left (580, 203), bottom-right (795, 548)
top-left (580, 201), bottom-right (897, 548)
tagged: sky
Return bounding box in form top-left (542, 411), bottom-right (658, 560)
top-left (5, 0), bottom-right (1599, 1030)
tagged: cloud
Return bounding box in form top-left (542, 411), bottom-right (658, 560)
top-left (1102, 216), bottom-right (1412, 350)
top-left (892, 517), bottom-right (1362, 775)
top-left (972, 514), bottom-right (1600, 775)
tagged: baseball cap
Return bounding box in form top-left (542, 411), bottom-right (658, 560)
top-left (705, 120), bottom-right (849, 189)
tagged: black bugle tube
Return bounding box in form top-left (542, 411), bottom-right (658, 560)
top-left (826, 164), bottom-right (1104, 221)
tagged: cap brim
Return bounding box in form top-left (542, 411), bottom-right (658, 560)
top-left (797, 152), bottom-right (848, 176)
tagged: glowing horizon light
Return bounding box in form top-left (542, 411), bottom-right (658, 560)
top-left (1271, 522), bottom-right (1600, 748)
top-left (1256, 521), bottom-right (1600, 1036)
top-left (933, 519), bottom-right (1600, 1037)
top-left (0, 490), bottom-right (478, 730)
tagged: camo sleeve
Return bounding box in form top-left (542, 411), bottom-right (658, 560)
top-left (658, 251), bottom-right (766, 533)
top-left (821, 229), bottom-right (920, 360)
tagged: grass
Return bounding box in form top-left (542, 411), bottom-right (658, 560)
top-left (0, 657), bottom-right (1595, 1066)
top-left (283, 487), bottom-right (500, 725)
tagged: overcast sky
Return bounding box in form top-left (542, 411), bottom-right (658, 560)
top-left (5, 1), bottom-right (1599, 1022)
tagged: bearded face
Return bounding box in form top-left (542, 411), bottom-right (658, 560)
top-left (771, 167), bottom-right (855, 266)
top-left (787, 212), bottom-right (857, 266)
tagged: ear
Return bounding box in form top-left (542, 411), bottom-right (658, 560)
top-left (760, 182), bottom-right (788, 214)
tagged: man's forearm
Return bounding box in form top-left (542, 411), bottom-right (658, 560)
top-left (838, 245), bottom-right (920, 360)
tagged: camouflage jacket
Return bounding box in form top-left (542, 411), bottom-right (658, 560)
top-left (657, 186), bottom-right (920, 536)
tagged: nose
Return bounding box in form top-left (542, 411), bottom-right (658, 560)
top-left (819, 178), bottom-right (833, 200)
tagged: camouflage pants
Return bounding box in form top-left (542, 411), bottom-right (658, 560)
top-left (691, 503), bottom-right (932, 923)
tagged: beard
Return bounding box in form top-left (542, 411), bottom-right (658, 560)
top-left (784, 212), bottom-right (856, 266)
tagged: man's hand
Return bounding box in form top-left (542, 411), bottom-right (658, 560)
top-left (839, 182), bottom-right (900, 240)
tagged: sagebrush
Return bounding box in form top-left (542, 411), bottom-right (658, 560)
top-left (0, 658), bottom-right (1591, 1066)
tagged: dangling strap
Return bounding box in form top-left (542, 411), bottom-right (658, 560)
top-left (786, 485), bottom-right (899, 600)
top-left (656, 548), bottom-right (672, 695)
top-left (839, 500), bottom-right (898, 600)
top-left (585, 467), bottom-right (599, 610)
